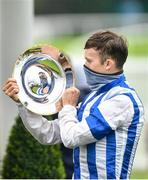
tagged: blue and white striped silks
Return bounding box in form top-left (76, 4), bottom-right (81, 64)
top-left (73, 74), bottom-right (144, 179)
top-left (18, 73), bottom-right (144, 179)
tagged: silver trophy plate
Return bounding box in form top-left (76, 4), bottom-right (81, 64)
top-left (13, 45), bottom-right (75, 115)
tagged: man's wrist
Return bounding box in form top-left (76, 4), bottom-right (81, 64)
top-left (60, 104), bottom-right (77, 114)
top-left (62, 104), bottom-right (76, 109)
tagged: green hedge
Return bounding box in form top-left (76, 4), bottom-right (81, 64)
top-left (2, 116), bottom-right (65, 179)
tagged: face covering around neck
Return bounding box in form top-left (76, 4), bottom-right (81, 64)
top-left (83, 65), bottom-right (123, 91)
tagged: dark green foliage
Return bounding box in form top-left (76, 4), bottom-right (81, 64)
top-left (2, 116), bottom-right (65, 179)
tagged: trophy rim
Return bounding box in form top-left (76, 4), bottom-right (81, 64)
top-left (12, 45), bottom-right (75, 115)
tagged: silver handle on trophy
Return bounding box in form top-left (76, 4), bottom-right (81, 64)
top-left (12, 45), bottom-right (75, 115)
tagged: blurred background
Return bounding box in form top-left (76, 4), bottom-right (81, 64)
top-left (0, 0), bottom-right (148, 178)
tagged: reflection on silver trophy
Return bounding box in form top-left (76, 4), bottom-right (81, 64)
top-left (13, 45), bottom-right (75, 115)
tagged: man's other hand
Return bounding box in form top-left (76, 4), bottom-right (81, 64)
top-left (2, 78), bottom-right (20, 103)
top-left (62, 87), bottom-right (80, 107)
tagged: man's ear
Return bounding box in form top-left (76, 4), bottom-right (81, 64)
top-left (104, 58), bottom-right (114, 71)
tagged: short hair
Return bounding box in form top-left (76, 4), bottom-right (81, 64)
top-left (84, 31), bottom-right (128, 69)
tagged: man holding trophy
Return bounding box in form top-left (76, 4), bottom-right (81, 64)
top-left (3, 31), bottom-right (144, 179)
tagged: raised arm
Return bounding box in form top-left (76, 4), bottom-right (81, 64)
top-left (2, 78), bottom-right (62, 145)
top-left (59, 88), bottom-right (134, 148)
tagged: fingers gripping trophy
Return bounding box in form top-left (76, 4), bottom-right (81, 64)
top-left (3, 45), bottom-right (75, 115)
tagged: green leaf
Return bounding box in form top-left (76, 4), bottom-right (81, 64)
top-left (38, 59), bottom-right (62, 76)
top-left (31, 85), bottom-right (39, 94)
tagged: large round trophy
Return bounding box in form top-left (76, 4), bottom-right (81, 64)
top-left (13, 45), bottom-right (75, 115)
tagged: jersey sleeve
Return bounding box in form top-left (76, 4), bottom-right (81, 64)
top-left (58, 95), bottom-right (134, 148)
top-left (18, 104), bottom-right (62, 145)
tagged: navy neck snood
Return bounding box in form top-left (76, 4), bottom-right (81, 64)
top-left (83, 65), bottom-right (123, 91)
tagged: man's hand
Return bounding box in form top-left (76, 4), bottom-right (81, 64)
top-left (2, 78), bottom-right (20, 103)
top-left (62, 87), bottom-right (80, 107)
top-left (41, 45), bottom-right (60, 60)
